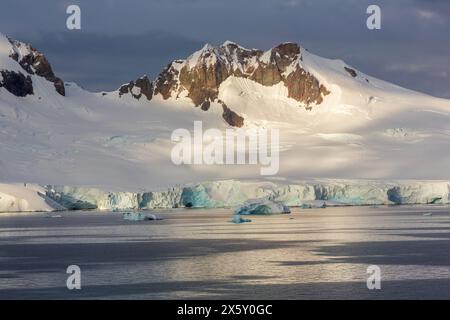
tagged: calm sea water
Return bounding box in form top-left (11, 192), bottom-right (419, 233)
top-left (1, 206), bottom-right (450, 299)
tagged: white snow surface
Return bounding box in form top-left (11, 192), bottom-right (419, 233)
top-left (0, 183), bottom-right (64, 212)
top-left (1, 35), bottom-right (450, 198)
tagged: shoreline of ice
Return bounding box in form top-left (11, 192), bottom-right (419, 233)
top-left (2, 179), bottom-right (450, 213)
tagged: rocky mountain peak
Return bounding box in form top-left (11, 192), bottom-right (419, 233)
top-left (0, 35), bottom-right (65, 97)
top-left (118, 41), bottom-right (331, 126)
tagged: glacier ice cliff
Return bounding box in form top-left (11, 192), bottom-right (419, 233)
top-left (42, 180), bottom-right (450, 211)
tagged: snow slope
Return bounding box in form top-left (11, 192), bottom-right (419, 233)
top-left (0, 183), bottom-right (64, 212)
top-left (1, 34), bottom-right (450, 194)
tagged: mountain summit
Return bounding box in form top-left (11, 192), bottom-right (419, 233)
top-left (0, 34), bottom-right (65, 97)
top-left (118, 41), bottom-right (335, 126)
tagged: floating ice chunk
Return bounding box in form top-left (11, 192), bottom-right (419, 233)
top-left (122, 212), bottom-right (161, 221)
top-left (231, 214), bottom-right (252, 224)
top-left (235, 199), bottom-right (290, 215)
top-left (302, 200), bottom-right (343, 208)
top-left (44, 213), bottom-right (63, 218)
top-left (123, 212), bottom-right (144, 221)
top-left (145, 213), bottom-right (161, 220)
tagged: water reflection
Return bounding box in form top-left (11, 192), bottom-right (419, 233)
top-left (1, 205), bottom-right (450, 299)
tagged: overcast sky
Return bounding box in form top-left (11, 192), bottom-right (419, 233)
top-left (0, 0), bottom-right (449, 98)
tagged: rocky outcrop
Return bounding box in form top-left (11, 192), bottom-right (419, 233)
top-left (118, 75), bottom-right (153, 101)
top-left (221, 101), bottom-right (244, 127)
top-left (8, 38), bottom-right (65, 96)
top-left (0, 70), bottom-right (33, 97)
top-left (200, 101), bottom-right (210, 111)
top-left (344, 67), bottom-right (357, 78)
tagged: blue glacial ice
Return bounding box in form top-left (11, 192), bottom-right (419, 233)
top-left (44, 179), bottom-right (450, 211)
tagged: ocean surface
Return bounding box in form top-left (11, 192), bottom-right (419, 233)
top-left (1, 205), bottom-right (450, 299)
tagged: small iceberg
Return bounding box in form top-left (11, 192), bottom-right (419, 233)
top-left (231, 214), bottom-right (252, 224)
top-left (122, 212), bottom-right (162, 221)
top-left (44, 213), bottom-right (63, 218)
top-left (235, 199), bottom-right (291, 215)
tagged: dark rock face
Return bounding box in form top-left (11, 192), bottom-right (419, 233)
top-left (153, 61), bottom-right (183, 100)
top-left (200, 101), bottom-right (210, 111)
top-left (344, 67), bottom-right (357, 78)
top-left (118, 83), bottom-right (130, 96)
top-left (7, 39), bottom-right (65, 96)
top-left (0, 70), bottom-right (33, 97)
top-left (118, 75), bottom-right (153, 100)
top-left (221, 102), bottom-right (244, 128)
top-left (135, 76), bottom-right (153, 100)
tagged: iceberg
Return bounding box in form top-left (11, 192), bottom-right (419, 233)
top-left (231, 214), bottom-right (252, 224)
top-left (235, 199), bottom-right (291, 215)
top-left (122, 212), bottom-right (161, 221)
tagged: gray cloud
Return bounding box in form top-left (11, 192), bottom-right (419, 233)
top-left (25, 31), bottom-right (202, 91)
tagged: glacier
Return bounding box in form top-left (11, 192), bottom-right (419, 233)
top-left (33, 179), bottom-right (450, 212)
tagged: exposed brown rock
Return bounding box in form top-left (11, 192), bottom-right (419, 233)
top-left (0, 70), bottom-right (33, 97)
top-left (221, 102), bottom-right (244, 127)
top-left (285, 68), bottom-right (331, 107)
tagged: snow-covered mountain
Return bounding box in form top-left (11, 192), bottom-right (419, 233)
top-left (0, 35), bottom-right (64, 97)
top-left (117, 41), bottom-right (332, 127)
top-left (1, 33), bottom-right (450, 192)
